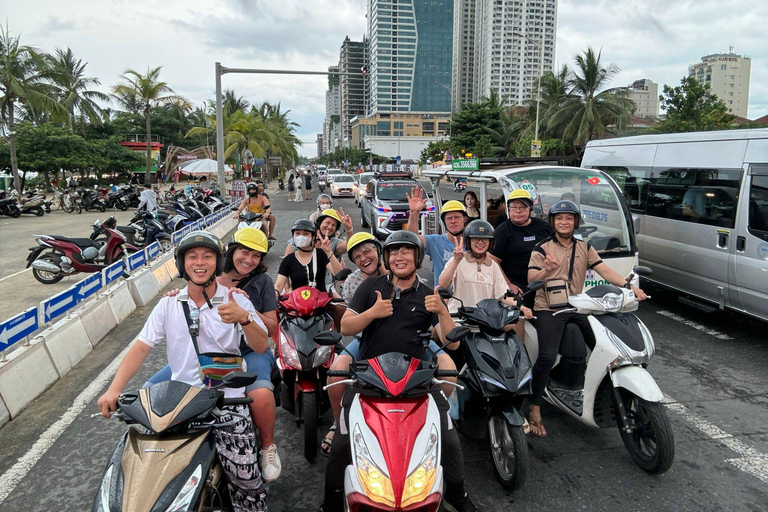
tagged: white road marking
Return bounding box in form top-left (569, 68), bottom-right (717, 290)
top-left (0, 268), bottom-right (31, 283)
top-left (655, 310), bottom-right (734, 340)
top-left (664, 394), bottom-right (768, 484)
top-left (0, 341), bottom-right (134, 505)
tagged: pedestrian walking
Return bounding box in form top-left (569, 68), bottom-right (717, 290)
top-left (304, 172), bottom-right (312, 200)
top-left (287, 172), bottom-right (295, 201)
top-left (293, 174), bottom-right (303, 202)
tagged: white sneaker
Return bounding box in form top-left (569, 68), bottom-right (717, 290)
top-left (259, 444), bottom-right (282, 483)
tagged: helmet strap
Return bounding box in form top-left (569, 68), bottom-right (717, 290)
top-left (201, 285), bottom-right (214, 309)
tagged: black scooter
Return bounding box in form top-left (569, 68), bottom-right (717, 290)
top-left (441, 288), bottom-right (532, 491)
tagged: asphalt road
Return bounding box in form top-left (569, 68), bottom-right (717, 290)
top-left (0, 183), bottom-right (766, 512)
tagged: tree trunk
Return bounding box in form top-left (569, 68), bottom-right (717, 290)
top-left (145, 106), bottom-right (152, 184)
top-left (8, 102), bottom-right (22, 195)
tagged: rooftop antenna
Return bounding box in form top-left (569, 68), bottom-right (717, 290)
top-left (729, 45), bottom-right (734, 53)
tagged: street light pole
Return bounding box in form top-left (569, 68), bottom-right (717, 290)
top-left (513, 32), bottom-right (545, 154)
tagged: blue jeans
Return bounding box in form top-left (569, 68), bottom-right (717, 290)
top-left (341, 337), bottom-right (444, 359)
top-left (144, 350), bottom-right (276, 393)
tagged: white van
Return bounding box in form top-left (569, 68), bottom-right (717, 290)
top-left (582, 129), bottom-right (768, 322)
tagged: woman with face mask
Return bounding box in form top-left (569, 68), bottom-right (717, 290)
top-left (309, 193), bottom-right (333, 223)
top-left (284, 208), bottom-right (353, 259)
top-left (274, 219), bottom-right (343, 295)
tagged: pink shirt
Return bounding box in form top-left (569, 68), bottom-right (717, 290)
top-left (442, 252), bottom-right (509, 313)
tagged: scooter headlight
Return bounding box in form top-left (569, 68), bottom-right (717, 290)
top-left (353, 424), bottom-right (395, 508)
top-left (313, 344), bottom-right (334, 366)
top-left (596, 292), bottom-right (623, 312)
top-left (279, 333), bottom-right (302, 370)
top-left (401, 425), bottom-right (439, 508)
top-left (164, 464), bottom-right (203, 512)
top-left (97, 464), bottom-right (114, 511)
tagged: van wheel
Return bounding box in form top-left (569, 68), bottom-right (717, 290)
top-left (361, 211), bottom-right (369, 228)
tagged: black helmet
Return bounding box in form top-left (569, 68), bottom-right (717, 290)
top-left (463, 220), bottom-right (496, 252)
top-left (247, 182), bottom-right (258, 196)
top-left (291, 218), bottom-right (317, 235)
top-left (175, 230), bottom-right (225, 281)
top-left (548, 200), bottom-right (582, 229)
top-left (382, 230), bottom-right (424, 270)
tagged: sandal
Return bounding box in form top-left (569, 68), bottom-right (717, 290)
top-left (321, 425), bottom-right (336, 457)
top-left (528, 418), bottom-right (547, 438)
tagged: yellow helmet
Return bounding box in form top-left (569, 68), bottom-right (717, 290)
top-left (316, 208), bottom-right (343, 231)
top-left (440, 200), bottom-right (467, 222)
top-left (346, 232), bottom-right (381, 260)
top-left (507, 189), bottom-right (533, 207)
top-left (233, 226), bottom-right (269, 254)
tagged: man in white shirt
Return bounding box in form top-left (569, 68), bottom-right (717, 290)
top-left (137, 183), bottom-right (158, 212)
top-left (98, 231), bottom-right (269, 511)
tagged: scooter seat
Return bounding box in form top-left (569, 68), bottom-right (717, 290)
top-left (50, 235), bottom-right (98, 248)
top-left (117, 226), bottom-right (137, 235)
top-left (0, 198), bottom-right (15, 206)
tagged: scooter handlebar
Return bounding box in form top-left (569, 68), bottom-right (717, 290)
top-left (327, 370), bottom-right (352, 378)
top-left (221, 397), bottom-right (254, 406)
top-left (436, 370), bottom-right (459, 378)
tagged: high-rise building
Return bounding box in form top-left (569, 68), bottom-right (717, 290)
top-left (323, 66), bottom-right (341, 154)
top-left (316, 133), bottom-right (324, 158)
top-left (452, 0), bottom-right (557, 109)
top-left (626, 79), bottom-right (659, 118)
top-left (339, 37), bottom-right (368, 147)
top-left (366, 0), bottom-right (453, 114)
top-left (688, 51), bottom-right (751, 117)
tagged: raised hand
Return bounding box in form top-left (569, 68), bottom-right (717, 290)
top-left (453, 245), bottom-right (464, 262)
top-left (425, 286), bottom-right (448, 315)
top-left (544, 250), bottom-right (559, 273)
top-left (370, 290), bottom-right (393, 319)
top-left (218, 289), bottom-right (248, 324)
top-left (319, 232), bottom-right (332, 255)
top-left (339, 206), bottom-right (353, 232)
top-left (405, 186), bottom-right (427, 213)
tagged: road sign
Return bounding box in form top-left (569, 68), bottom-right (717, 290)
top-left (396, 156), bottom-right (402, 166)
top-left (145, 241), bottom-right (160, 261)
top-left (103, 261), bottom-right (124, 286)
top-left (75, 273), bottom-right (102, 301)
top-left (452, 158), bottom-right (479, 171)
top-left (42, 288), bottom-right (77, 323)
top-left (530, 140), bottom-right (541, 158)
top-left (0, 308), bottom-right (39, 350)
top-left (253, 159), bottom-right (266, 165)
top-left (128, 250), bottom-right (146, 271)
top-left (172, 229), bottom-right (183, 245)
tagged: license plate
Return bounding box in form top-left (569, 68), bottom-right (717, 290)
top-left (341, 189), bottom-right (351, 193)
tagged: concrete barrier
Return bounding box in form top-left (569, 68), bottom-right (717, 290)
top-left (151, 256), bottom-right (172, 288)
top-left (106, 281), bottom-right (136, 324)
top-left (42, 314), bottom-right (93, 376)
top-left (127, 268), bottom-right (161, 307)
top-left (0, 337), bottom-right (59, 418)
top-left (0, 397), bottom-right (10, 428)
top-left (163, 258), bottom-right (178, 281)
top-left (79, 296), bottom-right (118, 346)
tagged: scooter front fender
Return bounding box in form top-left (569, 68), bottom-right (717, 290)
top-left (497, 407), bottom-right (525, 427)
top-left (610, 365), bottom-right (664, 402)
top-left (295, 376), bottom-right (319, 394)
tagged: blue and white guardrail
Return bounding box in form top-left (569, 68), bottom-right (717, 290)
top-left (0, 201), bottom-right (237, 358)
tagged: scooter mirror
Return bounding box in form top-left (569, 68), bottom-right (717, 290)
top-left (446, 326), bottom-right (472, 343)
top-left (633, 265), bottom-right (653, 277)
top-left (438, 287), bottom-right (453, 301)
top-left (314, 330), bottom-right (343, 346)
top-left (528, 280), bottom-right (545, 291)
top-left (222, 371), bottom-right (258, 388)
top-left (334, 268), bottom-right (353, 282)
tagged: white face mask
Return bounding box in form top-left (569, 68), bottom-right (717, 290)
top-left (319, 204), bottom-right (331, 211)
top-left (294, 235), bottom-right (312, 248)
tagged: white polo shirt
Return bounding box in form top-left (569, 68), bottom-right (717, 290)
top-left (444, 252), bottom-right (509, 314)
top-left (137, 283), bottom-right (266, 397)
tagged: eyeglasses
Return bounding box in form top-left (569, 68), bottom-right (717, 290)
top-left (352, 246), bottom-right (376, 263)
top-left (509, 206), bottom-right (530, 212)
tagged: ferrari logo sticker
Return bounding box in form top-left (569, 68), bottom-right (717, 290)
top-left (301, 290), bottom-right (311, 300)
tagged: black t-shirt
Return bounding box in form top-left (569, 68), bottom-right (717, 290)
top-left (278, 250), bottom-right (329, 292)
top-left (237, 272), bottom-right (277, 355)
top-left (491, 217), bottom-right (552, 287)
top-left (305, 175), bottom-right (312, 189)
top-left (347, 275), bottom-right (438, 360)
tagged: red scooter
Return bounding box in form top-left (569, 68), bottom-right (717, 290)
top-left (275, 275), bottom-right (349, 461)
top-left (26, 219), bottom-right (138, 284)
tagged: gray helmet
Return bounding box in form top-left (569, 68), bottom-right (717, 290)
top-left (291, 218), bottom-right (317, 235)
top-left (548, 200), bottom-right (582, 229)
top-left (463, 220), bottom-right (496, 252)
top-left (316, 193), bottom-right (332, 209)
top-left (175, 230), bottom-right (225, 280)
top-left (382, 230), bottom-right (425, 270)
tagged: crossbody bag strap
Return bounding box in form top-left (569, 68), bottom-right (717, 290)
top-left (567, 239), bottom-right (578, 283)
top-left (311, 249), bottom-right (318, 286)
top-left (181, 300), bottom-right (202, 356)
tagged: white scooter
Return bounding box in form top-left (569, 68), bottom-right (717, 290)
top-left (523, 267), bottom-right (674, 474)
top-left (237, 211), bottom-right (275, 250)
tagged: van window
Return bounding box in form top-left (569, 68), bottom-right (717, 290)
top-left (748, 176), bottom-right (768, 241)
top-left (646, 168), bottom-right (742, 228)
top-left (591, 166), bottom-right (650, 211)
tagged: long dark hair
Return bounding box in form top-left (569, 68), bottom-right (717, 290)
top-left (464, 191), bottom-right (479, 209)
top-left (223, 243), bottom-right (267, 276)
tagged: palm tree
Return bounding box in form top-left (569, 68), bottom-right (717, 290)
top-left (0, 27), bottom-right (62, 193)
top-left (112, 66), bottom-right (189, 183)
top-left (45, 48), bottom-right (109, 134)
top-left (222, 89), bottom-right (250, 116)
top-left (546, 48), bottom-right (635, 146)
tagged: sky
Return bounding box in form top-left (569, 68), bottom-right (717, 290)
top-left (3, 0), bottom-right (767, 158)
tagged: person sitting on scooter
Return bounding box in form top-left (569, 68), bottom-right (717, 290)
top-left (284, 208), bottom-right (352, 259)
top-left (275, 219), bottom-right (343, 295)
top-left (97, 231), bottom-right (269, 510)
top-left (234, 182), bottom-right (276, 240)
top-left (137, 183), bottom-right (157, 213)
top-left (526, 200), bottom-right (648, 438)
top-left (322, 230), bottom-right (476, 512)
top-left (144, 227), bottom-right (283, 482)
top-left (309, 193), bottom-right (333, 223)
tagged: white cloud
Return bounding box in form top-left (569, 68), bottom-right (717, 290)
top-left (4, 0), bottom-right (767, 158)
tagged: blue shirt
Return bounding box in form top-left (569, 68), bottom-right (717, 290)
top-left (424, 234), bottom-right (457, 286)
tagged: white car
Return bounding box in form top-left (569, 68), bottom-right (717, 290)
top-left (326, 168), bottom-right (344, 184)
top-left (354, 172), bottom-right (374, 206)
top-left (330, 174), bottom-right (355, 198)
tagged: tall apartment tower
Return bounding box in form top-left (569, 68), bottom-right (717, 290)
top-left (688, 51), bottom-right (751, 118)
top-left (366, 0), bottom-right (453, 114)
top-left (339, 37), bottom-right (368, 147)
top-left (452, 0), bottom-right (557, 109)
top-left (323, 66), bottom-right (341, 154)
top-left (626, 79), bottom-right (659, 118)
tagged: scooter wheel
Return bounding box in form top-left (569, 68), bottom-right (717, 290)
top-left (99, 204), bottom-right (106, 212)
top-left (488, 416), bottom-right (528, 491)
top-left (617, 391), bottom-right (675, 474)
top-left (11, 209), bottom-right (21, 218)
top-left (302, 391), bottom-right (319, 461)
top-left (34, 208), bottom-right (44, 217)
top-left (32, 254), bottom-right (64, 284)
top-left (75, 204), bottom-right (82, 214)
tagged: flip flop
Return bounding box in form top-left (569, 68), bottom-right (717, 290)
top-left (528, 418), bottom-right (547, 438)
top-left (321, 425), bottom-right (336, 457)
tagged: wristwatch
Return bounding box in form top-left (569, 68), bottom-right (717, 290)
top-left (240, 313), bottom-right (254, 327)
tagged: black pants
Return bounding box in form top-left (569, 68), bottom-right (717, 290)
top-left (529, 311), bottom-right (594, 406)
top-left (323, 388), bottom-right (465, 512)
